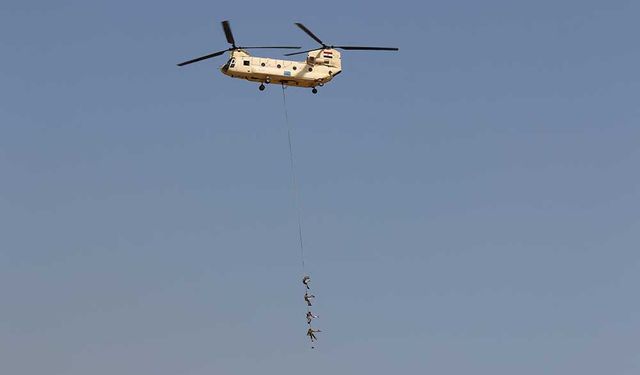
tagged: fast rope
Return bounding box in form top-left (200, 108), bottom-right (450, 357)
top-left (281, 84), bottom-right (306, 272)
top-left (281, 84), bottom-right (321, 348)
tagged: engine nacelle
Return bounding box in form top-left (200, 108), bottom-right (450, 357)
top-left (307, 49), bottom-right (341, 69)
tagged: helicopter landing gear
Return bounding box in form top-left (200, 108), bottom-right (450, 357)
top-left (318, 82), bottom-right (324, 87)
top-left (265, 77), bottom-right (271, 84)
top-left (312, 87), bottom-right (318, 94)
top-left (259, 83), bottom-right (265, 91)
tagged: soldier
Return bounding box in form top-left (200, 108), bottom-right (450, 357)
top-left (304, 292), bottom-right (315, 306)
top-left (307, 328), bottom-right (321, 342)
top-left (306, 311), bottom-right (318, 325)
top-left (302, 275), bottom-right (311, 289)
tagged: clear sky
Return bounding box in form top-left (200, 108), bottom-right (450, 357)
top-left (1, 1), bottom-right (639, 374)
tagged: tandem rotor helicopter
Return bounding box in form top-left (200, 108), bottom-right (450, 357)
top-left (177, 20), bottom-right (399, 94)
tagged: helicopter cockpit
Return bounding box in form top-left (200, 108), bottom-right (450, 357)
top-left (221, 58), bottom-right (234, 73)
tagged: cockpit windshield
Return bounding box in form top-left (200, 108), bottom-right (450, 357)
top-left (221, 58), bottom-right (234, 72)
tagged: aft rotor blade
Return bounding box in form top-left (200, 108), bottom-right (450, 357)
top-left (336, 46), bottom-right (399, 51)
top-left (242, 46), bottom-right (302, 50)
top-left (294, 23), bottom-right (325, 46)
top-left (177, 49), bottom-right (228, 66)
top-left (222, 20), bottom-right (236, 48)
top-left (284, 48), bottom-right (319, 57)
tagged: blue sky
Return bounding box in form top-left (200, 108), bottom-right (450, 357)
top-left (1, 1), bottom-right (639, 374)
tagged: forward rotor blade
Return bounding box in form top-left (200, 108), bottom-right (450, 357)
top-left (335, 46), bottom-right (399, 51)
top-left (222, 20), bottom-right (236, 48)
top-left (177, 49), bottom-right (228, 66)
top-left (294, 23), bottom-right (325, 46)
top-left (242, 46), bottom-right (302, 50)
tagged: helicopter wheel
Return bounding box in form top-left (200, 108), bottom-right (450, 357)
top-left (312, 88), bottom-right (318, 94)
top-left (318, 82), bottom-right (324, 87)
top-left (265, 77), bottom-right (271, 84)
top-left (259, 84), bottom-right (265, 91)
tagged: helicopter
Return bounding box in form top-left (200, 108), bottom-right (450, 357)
top-left (177, 21), bottom-right (398, 94)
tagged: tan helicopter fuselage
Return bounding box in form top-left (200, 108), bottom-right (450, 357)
top-left (221, 49), bottom-right (342, 88)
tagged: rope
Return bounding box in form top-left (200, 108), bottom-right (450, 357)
top-left (281, 85), bottom-right (318, 349)
top-left (281, 84), bottom-right (306, 272)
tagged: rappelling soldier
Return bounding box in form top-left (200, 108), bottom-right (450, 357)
top-left (307, 328), bottom-right (321, 342)
top-left (306, 311), bottom-right (318, 325)
top-left (304, 292), bottom-right (315, 306)
top-left (302, 275), bottom-right (311, 289)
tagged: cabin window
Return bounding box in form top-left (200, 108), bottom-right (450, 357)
top-left (308, 67), bottom-right (313, 72)
top-left (277, 64), bottom-right (281, 68)
top-left (243, 60), bottom-right (250, 66)
top-left (293, 66), bottom-right (297, 70)
top-left (261, 62), bottom-right (265, 67)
